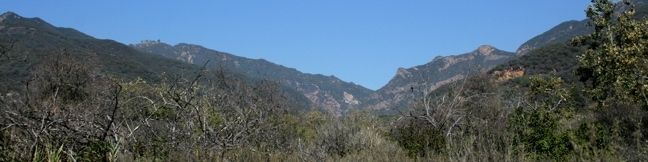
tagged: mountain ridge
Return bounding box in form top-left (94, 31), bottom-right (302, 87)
top-left (131, 40), bottom-right (374, 116)
top-left (0, 12), bottom-right (204, 87)
top-left (0, 11), bottom-right (315, 112)
top-left (363, 45), bottom-right (515, 112)
top-left (5, 4), bottom-right (632, 115)
top-left (132, 37), bottom-right (518, 114)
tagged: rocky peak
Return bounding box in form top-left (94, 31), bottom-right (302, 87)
top-left (432, 56), bottom-right (444, 62)
top-left (0, 12), bottom-right (22, 22)
top-left (396, 67), bottom-right (411, 78)
top-left (477, 44), bottom-right (496, 56)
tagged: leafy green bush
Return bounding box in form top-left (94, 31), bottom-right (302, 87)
top-left (573, 0), bottom-right (648, 107)
top-left (509, 76), bottom-right (575, 160)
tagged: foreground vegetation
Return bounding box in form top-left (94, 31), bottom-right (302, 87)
top-left (1, 0), bottom-right (648, 161)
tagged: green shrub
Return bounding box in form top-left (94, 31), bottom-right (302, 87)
top-left (509, 76), bottom-right (576, 160)
top-left (392, 119), bottom-right (446, 157)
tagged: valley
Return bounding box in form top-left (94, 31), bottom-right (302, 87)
top-left (1, 0), bottom-right (648, 161)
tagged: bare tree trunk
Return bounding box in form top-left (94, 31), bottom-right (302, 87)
top-left (103, 83), bottom-right (122, 140)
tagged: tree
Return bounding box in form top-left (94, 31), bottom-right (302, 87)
top-left (0, 49), bottom-right (123, 161)
top-left (573, 0), bottom-right (648, 107)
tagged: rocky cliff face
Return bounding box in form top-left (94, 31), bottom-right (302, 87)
top-left (132, 41), bottom-right (373, 116)
top-left (493, 67), bottom-right (525, 82)
top-left (363, 45), bottom-right (514, 113)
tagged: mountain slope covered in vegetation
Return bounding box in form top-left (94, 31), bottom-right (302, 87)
top-left (132, 41), bottom-right (373, 116)
top-left (364, 45), bottom-right (514, 113)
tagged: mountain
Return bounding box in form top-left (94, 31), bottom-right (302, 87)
top-left (498, 0), bottom-right (648, 83)
top-left (363, 45), bottom-right (514, 113)
top-left (516, 0), bottom-right (648, 55)
top-left (0, 11), bottom-right (314, 112)
top-left (0, 12), bottom-right (205, 89)
top-left (516, 20), bottom-right (591, 55)
top-left (131, 41), bottom-right (374, 116)
top-left (495, 43), bottom-right (584, 83)
top-left (363, 0), bottom-right (648, 112)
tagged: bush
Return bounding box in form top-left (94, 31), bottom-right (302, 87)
top-left (509, 76), bottom-right (575, 160)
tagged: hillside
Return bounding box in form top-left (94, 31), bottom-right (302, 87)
top-left (132, 40), bottom-right (374, 116)
top-left (516, 0), bottom-right (648, 55)
top-left (516, 20), bottom-right (591, 55)
top-left (0, 12), bottom-right (313, 111)
top-left (364, 45), bottom-right (514, 113)
top-left (494, 43), bottom-right (583, 82)
top-left (0, 12), bottom-right (199, 90)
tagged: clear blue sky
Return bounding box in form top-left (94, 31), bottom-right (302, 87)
top-left (0, 0), bottom-right (591, 90)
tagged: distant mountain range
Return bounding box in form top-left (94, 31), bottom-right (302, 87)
top-left (2, 0), bottom-right (646, 115)
top-left (0, 11), bottom-right (313, 112)
top-left (0, 10), bottom-right (596, 116)
top-left (130, 41), bottom-right (373, 116)
top-left (130, 41), bottom-right (514, 115)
